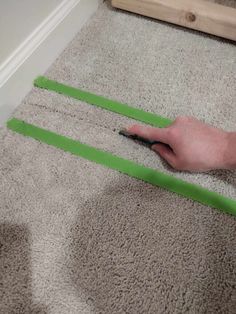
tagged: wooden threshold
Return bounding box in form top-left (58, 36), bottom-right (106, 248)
top-left (112, 0), bottom-right (236, 41)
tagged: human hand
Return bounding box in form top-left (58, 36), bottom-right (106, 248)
top-left (127, 116), bottom-right (235, 172)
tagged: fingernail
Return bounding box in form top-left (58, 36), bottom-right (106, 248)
top-left (119, 129), bottom-right (134, 137)
top-left (119, 128), bottom-right (134, 136)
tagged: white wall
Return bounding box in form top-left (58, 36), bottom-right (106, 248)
top-left (0, 0), bottom-right (64, 65)
top-left (0, 0), bottom-right (101, 126)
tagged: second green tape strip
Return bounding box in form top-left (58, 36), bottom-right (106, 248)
top-left (7, 118), bottom-right (236, 216)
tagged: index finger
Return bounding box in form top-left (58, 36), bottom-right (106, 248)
top-left (127, 124), bottom-right (171, 144)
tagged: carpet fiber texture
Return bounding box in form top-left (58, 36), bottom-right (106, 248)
top-left (0, 1), bottom-right (236, 313)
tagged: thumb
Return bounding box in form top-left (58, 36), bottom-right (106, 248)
top-left (152, 144), bottom-right (177, 169)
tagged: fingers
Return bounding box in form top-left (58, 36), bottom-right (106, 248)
top-left (152, 144), bottom-right (178, 169)
top-left (126, 124), bottom-right (184, 170)
top-left (127, 124), bottom-right (170, 144)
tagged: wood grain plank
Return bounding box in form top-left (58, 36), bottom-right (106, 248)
top-left (112, 0), bottom-right (236, 41)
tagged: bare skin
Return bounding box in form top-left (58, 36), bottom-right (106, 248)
top-left (127, 116), bottom-right (236, 172)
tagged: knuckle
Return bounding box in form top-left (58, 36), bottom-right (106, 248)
top-left (167, 127), bottom-right (179, 141)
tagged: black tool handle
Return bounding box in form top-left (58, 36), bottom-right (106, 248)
top-left (119, 129), bottom-right (160, 148)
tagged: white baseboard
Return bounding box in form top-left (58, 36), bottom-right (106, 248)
top-left (0, 0), bottom-right (101, 127)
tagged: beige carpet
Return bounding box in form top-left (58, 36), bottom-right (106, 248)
top-left (210, 0), bottom-right (236, 6)
top-left (0, 1), bottom-right (236, 313)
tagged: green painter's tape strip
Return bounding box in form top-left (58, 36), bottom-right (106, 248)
top-left (34, 76), bottom-right (172, 128)
top-left (7, 118), bottom-right (236, 216)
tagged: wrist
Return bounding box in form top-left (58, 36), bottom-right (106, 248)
top-left (223, 132), bottom-right (236, 170)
